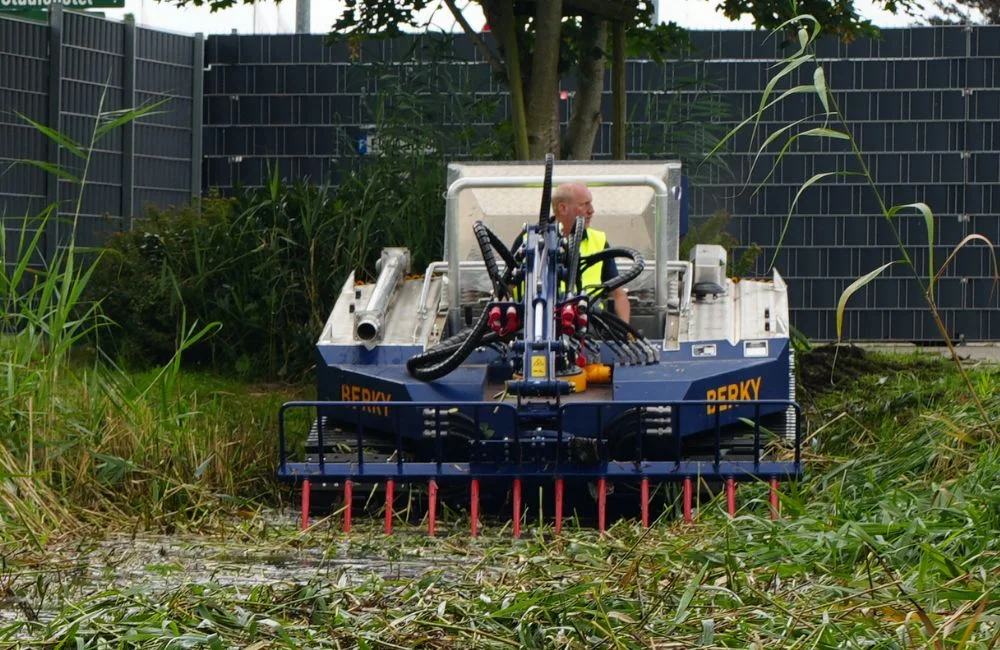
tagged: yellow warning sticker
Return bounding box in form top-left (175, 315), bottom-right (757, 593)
top-left (530, 355), bottom-right (547, 378)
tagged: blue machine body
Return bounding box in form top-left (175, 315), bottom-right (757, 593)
top-left (276, 160), bottom-right (802, 489)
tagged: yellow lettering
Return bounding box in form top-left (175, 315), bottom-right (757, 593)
top-left (717, 385), bottom-right (730, 412)
top-left (706, 376), bottom-right (764, 415)
top-left (341, 383), bottom-right (393, 416)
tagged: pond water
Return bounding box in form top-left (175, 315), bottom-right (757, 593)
top-left (0, 511), bottom-right (473, 631)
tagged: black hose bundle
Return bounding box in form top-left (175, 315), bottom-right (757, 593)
top-left (564, 215), bottom-right (585, 297)
top-left (409, 218), bottom-right (519, 380)
top-left (407, 306), bottom-right (499, 381)
top-left (590, 309), bottom-right (659, 365)
top-left (538, 153), bottom-right (554, 227)
top-left (578, 246), bottom-right (645, 298)
top-left (408, 154), bottom-right (555, 382)
top-left (484, 223), bottom-right (518, 287)
top-left (473, 221), bottom-right (508, 299)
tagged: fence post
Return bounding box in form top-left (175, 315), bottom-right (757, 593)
top-left (191, 32), bottom-right (204, 208)
top-left (46, 2), bottom-right (64, 260)
top-left (122, 14), bottom-right (136, 229)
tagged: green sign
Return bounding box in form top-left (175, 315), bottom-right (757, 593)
top-left (0, 0), bottom-right (124, 10)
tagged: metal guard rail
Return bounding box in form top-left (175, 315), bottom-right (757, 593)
top-left (277, 398), bottom-right (803, 482)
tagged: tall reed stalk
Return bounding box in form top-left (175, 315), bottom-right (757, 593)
top-left (710, 13), bottom-right (999, 436)
top-left (0, 87), bottom-right (279, 543)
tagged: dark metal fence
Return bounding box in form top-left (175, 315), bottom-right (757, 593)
top-left (3, 11), bottom-right (999, 342)
top-left (0, 6), bottom-right (202, 259)
top-left (200, 27), bottom-right (1000, 342)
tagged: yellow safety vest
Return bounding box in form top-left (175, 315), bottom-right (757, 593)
top-left (577, 227), bottom-right (607, 297)
top-left (510, 227), bottom-right (607, 300)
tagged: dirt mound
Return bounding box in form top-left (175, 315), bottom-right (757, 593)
top-left (797, 344), bottom-right (936, 398)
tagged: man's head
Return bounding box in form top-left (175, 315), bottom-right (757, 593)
top-left (552, 182), bottom-right (594, 233)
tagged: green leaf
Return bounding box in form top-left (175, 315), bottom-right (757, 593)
top-left (18, 159), bottom-right (82, 185)
top-left (750, 56), bottom-right (815, 145)
top-left (674, 563), bottom-right (708, 624)
top-left (16, 112), bottom-right (86, 160)
top-left (798, 126), bottom-right (849, 139)
top-left (837, 262), bottom-right (898, 341)
top-left (887, 202), bottom-right (935, 293)
top-left (935, 234), bottom-right (999, 288)
top-left (744, 116), bottom-right (813, 189)
top-left (94, 99), bottom-right (170, 141)
top-left (771, 171), bottom-right (864, 269)
top-left (813, 66), bottom-right (830, 114)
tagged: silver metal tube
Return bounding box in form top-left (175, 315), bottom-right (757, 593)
top-left (445, 174), bottom-right (670, 331)
top-left (654, 190), bottom-right (667, 314)
top-left (417, 260), bottom-right (511, 319)
top-left (355, 248), bottom-right (408, 348)
top-left (666, 260), bottom-right (693, 314)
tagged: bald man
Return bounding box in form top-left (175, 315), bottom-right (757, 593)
top-left (551, 183), bottom-right (630, 323)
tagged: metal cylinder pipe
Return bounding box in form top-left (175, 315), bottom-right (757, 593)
top-left (355, 247), bottom-right (409, 348)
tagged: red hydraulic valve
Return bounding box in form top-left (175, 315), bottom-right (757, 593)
top-left (487, 306), bottom-right (503, 334)
top-left (560, 304), bottom-right (576, 335)
top-left (501, 305), bottom-right (519, 336)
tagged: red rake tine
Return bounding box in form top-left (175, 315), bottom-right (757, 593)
top-left (428, 479), bottom-right (438, 537)
top-left (512, 478), bottom-right (522, 538)
top-left (726, 478), bottom-right (736, 517)
top-left (554, 478), bottom-right (564, 535)
top-left (640, 478), bottom-right (650, 529)
top-left (683, 477), bottom-right (692, 523)
top-left (470, 479), bottom-right (480, 537)
top-left (770, 478), bottom-right (780, 521)
top-left (343, 479), bottom-right (353, 533)
top-left (301, 479), bottom-right (311, 530)
top-left (385, 479), bottom-right (394, 535)
top-left (597, 477), bottom-right (607, 533)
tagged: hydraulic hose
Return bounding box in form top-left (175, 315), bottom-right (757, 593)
top-left (538, 153), bottom-right (554, 227)
top-left (578, 246), bottom-right (645, 298)
top-left (591, 310), bottom-right (658, 364)
top-left (564, 215), bottom-right (585, 297)
top-left (408, 323), bottom-right (500, 372)
top-left (407, 305), bottom-right (495, 381)
top-left (485, 224), bottom-right (517, 274)
top-left (474, 220), bottom-right (507, 299)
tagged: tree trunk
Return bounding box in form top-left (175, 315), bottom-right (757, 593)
top-left (564, 14), bottom-right (608, 160)
top-left (525, 0), bottom-right (563, 159)
top-left (484, 0), bottom-right (530, 159)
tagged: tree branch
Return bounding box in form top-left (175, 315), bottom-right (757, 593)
top-left (442, 0), bottom-right (506, 75)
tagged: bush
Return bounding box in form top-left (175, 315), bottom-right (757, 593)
top-left (89, 154), bottom-right (449, 379)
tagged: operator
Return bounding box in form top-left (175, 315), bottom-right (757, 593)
top-left (551, 182), bottom-right (631, 324)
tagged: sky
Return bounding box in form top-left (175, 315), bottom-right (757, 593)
top-left (97, 0), bottom-right (934, 36)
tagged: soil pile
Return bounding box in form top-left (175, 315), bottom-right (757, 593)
top-left (797, 344), bottom-right (944, 399)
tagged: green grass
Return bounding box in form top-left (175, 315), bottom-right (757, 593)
top-left (1, 350), bottom-right (997, 648)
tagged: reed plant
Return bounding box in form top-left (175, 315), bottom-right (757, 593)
top-left (0, 90), bottom-right (313, 550)
top-left (708, 13), bottom-right (999, 436)
top-left (2, 351), bottom-right (997, 647)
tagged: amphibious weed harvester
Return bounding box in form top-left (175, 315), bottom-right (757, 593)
top-left (278, 157), bottom-right (802, 534)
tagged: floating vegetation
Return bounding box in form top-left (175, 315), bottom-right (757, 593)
top-left (2, 350), bottom-right (998, 647)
